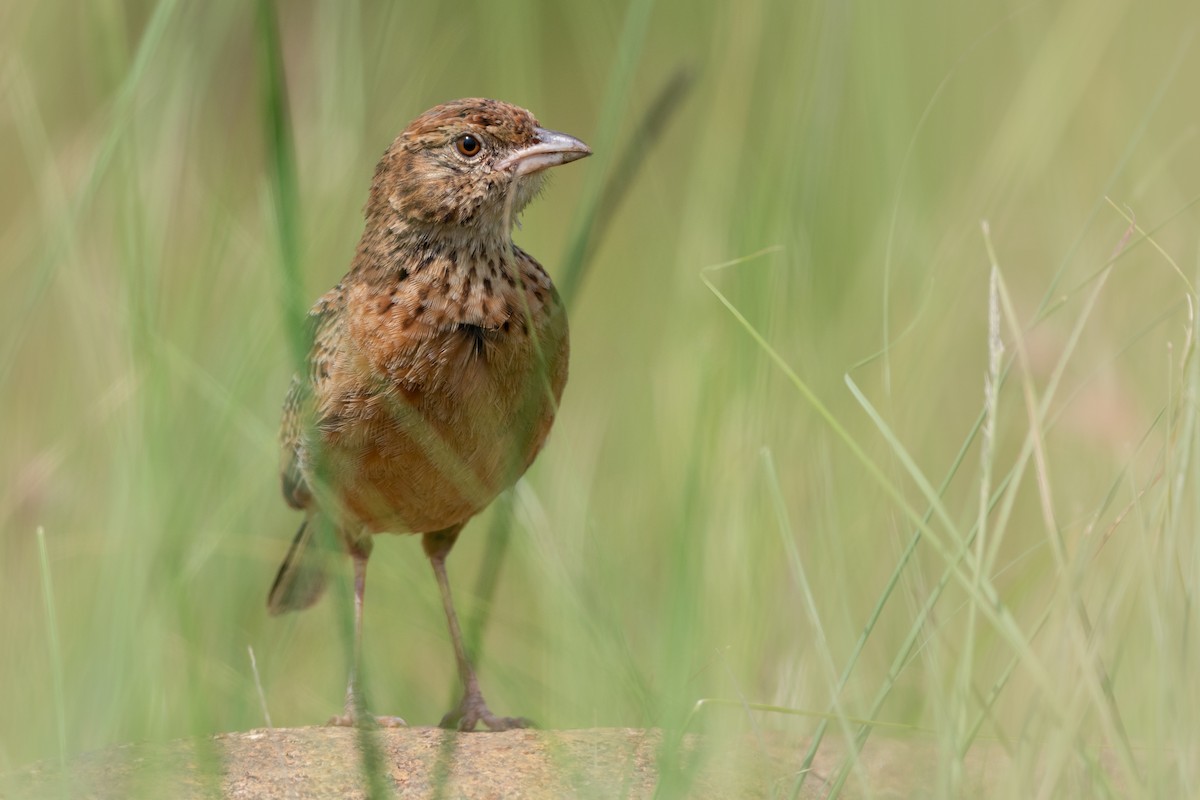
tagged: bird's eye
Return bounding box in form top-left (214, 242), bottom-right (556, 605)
top-left (455, 134), bottom-right (482, 158)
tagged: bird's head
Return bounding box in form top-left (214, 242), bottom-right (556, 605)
top-left (369, 98), bottom-right (591, 234)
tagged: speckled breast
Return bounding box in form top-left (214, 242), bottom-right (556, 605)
top-left (320, 294), bottom-right (569, 535)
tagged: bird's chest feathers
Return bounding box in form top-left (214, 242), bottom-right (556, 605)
top-left (341, 249), bottom-right (557, 415)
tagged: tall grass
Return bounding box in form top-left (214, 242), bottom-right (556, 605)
top-left (3, 0), bottom-right (1200, 797)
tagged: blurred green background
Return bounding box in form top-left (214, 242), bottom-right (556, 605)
top-left (3, 0), bottom-right (1200, 795)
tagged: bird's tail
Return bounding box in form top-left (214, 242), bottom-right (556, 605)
top-left (267, 518), bottom-right (328, 614)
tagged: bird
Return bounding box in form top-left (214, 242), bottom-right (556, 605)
top-left (268, 98), bottom-right (590, 732)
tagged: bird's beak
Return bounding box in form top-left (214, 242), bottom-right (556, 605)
top-left (499, 128), bottom-right (592, 178)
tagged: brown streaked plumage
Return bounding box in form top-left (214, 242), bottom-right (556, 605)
top-left (269, 98), bottom-right (590, 731)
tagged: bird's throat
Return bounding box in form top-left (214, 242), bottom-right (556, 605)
top-left (351, 220), bottom-right (529, 331)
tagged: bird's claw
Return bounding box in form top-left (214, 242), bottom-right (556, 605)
top-left (327, 710), bottom-right (408, 729)
top-left (439, 692), bottom-right (531, 732)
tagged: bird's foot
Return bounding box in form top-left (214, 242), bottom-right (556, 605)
top-left (326, 709), bottom-right (407, 728)
top-left (439, 690), bottom-right (530, 732)
top-left (326, 684), bottom-right (407, 728)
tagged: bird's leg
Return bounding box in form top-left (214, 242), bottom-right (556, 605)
top-left (424, 526), bottom-right (529, 732)
top-left (327, 551), bottom-right (406, 728)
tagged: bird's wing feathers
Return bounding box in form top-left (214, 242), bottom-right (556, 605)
top-left (279, 288), bottom-right (345, 509)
